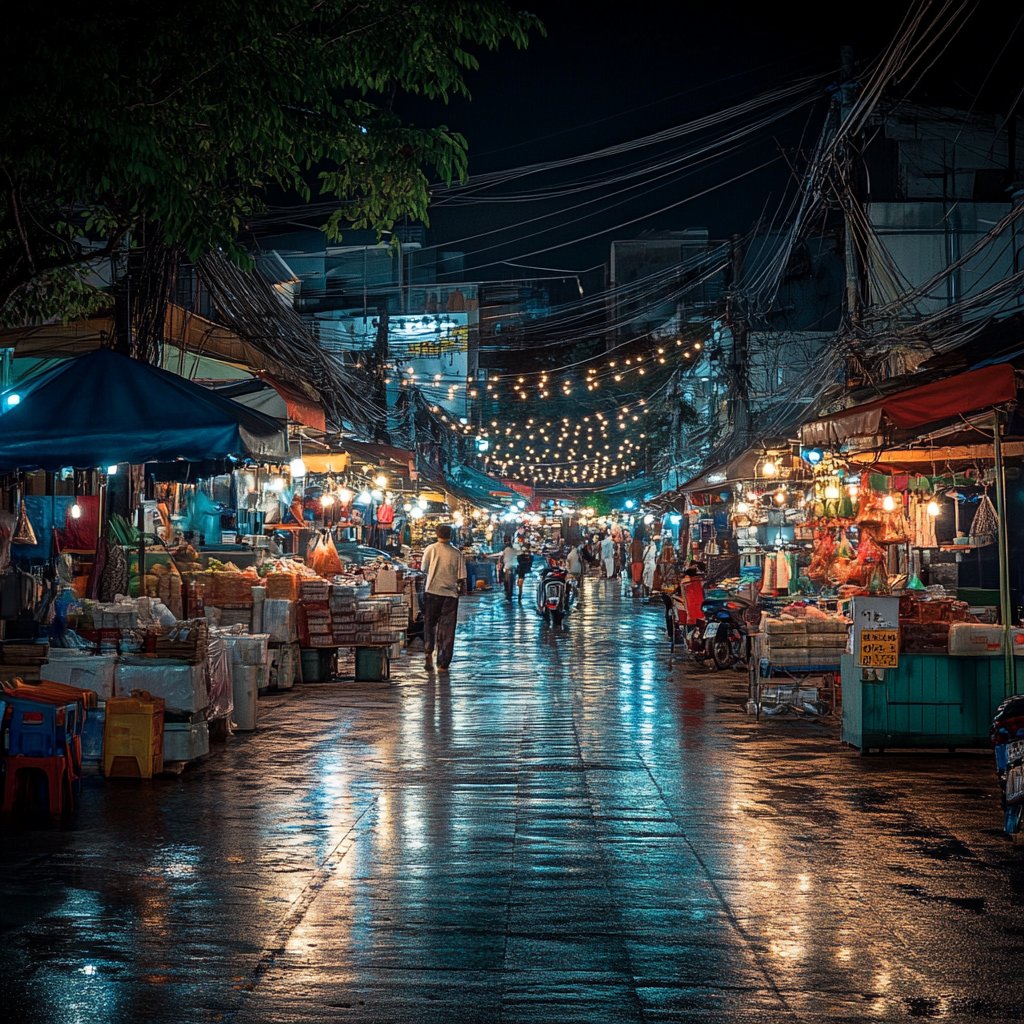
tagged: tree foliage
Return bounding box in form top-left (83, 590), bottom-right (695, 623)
top-left (0, 1), bottom-right (543, 325)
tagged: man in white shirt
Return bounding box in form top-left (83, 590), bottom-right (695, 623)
top-left (420, 523), bottom-right (467, 672)
top-left (600, 533), bottom-right (616, 579)
top-left (499, 536), bottom-right (518, 601)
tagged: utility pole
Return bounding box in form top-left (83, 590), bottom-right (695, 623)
top-left (372, 305), bottom-right (389, 442)
top-left (725, 233), bottom-right (750, 444)
top-left (835, 44), bottom-right (870, 387)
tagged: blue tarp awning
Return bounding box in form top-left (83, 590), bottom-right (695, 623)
top-left (0, 349), bottom-right (288, 471)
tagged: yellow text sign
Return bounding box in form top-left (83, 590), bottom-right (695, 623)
top-left (858, 628), bottom-right (899, 669)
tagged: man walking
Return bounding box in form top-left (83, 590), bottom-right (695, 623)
top-left (420, 523), bottom-right (467, 673)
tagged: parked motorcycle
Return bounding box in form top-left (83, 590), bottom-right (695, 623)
top-left (991, 694), bottom-right (1024, 836)
top-left (535, 554), bottom-right (574, 626)
top-left (699, 590), bottom-right (759, 670)
top-left (664, 566), bottom-right (713, 667)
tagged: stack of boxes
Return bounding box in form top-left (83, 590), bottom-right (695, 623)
top-left (331, 585), bottom-right (359, 646)
top-left (762, 616), bottom-right (850, 668)
top-left (0, 641), bottom-right (49, 683)
top-left (299, 578), bottom-right (334, 647)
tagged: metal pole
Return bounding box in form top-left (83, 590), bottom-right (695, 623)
top-left (993, 411), bottom-right (1016, 696)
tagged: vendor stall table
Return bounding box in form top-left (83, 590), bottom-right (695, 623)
top-left (841, 652), bottom-right (1008, 754)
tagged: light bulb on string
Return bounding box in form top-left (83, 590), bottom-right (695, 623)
top-left (882, 494), bottom-right (896, 512)
top-left (927, 499), bottom-right (940, 517)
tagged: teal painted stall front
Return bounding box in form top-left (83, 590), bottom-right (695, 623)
top-left (841, 653), bottom-right (1010, 754)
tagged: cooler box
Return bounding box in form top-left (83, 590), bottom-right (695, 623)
top-left (41, 652), bottom-right (117, 701)
top-left (949, 623), bottom-right (1006, 656)
top-left (116, 659), bottom-right (207, 715)
top-left (164, 719), bottom-right (210, 762)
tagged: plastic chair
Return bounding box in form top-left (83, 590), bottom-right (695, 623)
top-left (1, 753), bottom-right (71, 819)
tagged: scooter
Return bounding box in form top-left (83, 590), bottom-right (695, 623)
top-left (700, 590), bottom-right (759, 670)
top-left (535, 555), bottom-right (574, 626)
top-left (665, 567), bottom-right (713, 667)
top-left (991, 694), bottom-right (1024, 836)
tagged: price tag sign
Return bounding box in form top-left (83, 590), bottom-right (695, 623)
top-left (858, 628), bottom-right (900, 669)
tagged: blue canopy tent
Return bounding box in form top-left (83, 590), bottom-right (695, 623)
top-left (0, 349), bottom-right (288, 471)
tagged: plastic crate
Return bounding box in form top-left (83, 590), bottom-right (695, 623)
top-left (103, 694), bottom-right (164, 778)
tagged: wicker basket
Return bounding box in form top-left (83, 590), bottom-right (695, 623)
top-left (210, 572), bottom-right (255, 608)
top-left (265, 572), bottom-right (300, 602)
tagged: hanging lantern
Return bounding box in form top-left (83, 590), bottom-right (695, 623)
top-left (882, 494), bottom-right (896, 512)
top-left (13, 500), bottom-right (37, 546)
top-left (927, 500), bottom-right (940, 517)
top-left (289, 457), bottom-right (307, 479)
top-left (70, 502), bottom-right (83, 520)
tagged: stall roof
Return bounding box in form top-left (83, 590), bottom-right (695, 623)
top-left (0, 348), bottom-right (287, 471)
top-left (211, 377), bottom-right (326, 432)
top-left (800, 363), bottom-right (1019, 447)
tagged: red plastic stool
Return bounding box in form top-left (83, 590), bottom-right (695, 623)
top-left (1, 754), bottom-right (70, 819)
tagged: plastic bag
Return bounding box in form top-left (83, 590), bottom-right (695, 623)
top-left (970, 494), bottom-right (998, 545)
top-left (309, 532), bottom-right (344, 577)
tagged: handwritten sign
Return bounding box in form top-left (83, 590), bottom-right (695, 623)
top-left (858, 628), bottom-right (900, 669)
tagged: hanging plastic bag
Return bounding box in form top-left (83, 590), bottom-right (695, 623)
top-left (13, 499), bottom-right (37, 546)
top-left (309, 531), bottom-right (344, 577)
top-left (970, 493), bottom-right (998, 546)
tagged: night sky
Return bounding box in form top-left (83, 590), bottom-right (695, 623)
top-left (395, 1), bottom-right (1022, 280)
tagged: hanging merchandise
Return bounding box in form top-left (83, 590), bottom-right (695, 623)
top-left (309, 531), bottom-right (344, 577)
top-left (13, 499), bottom-right (38, 546)
top-left (99, 542), bottom-right (129, 601)
top-left (878, 501), bottom-right (910, 545)
top-left (806, 529), bottom-right (836, 583)
top-left (969, 492), bottom-right (998, 546)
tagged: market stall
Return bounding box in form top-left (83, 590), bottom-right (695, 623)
top-left (795, 362), bottom-right (1023, 751)
top-left (0, 352), bottom-right (419, 818)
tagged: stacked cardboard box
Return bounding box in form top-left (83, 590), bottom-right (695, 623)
top-left (763, 617), bottom-right (849, 666)
top-left (299, 578), bottom-right (333, 647)
top-left (0, 641), bottom-right (49, 683)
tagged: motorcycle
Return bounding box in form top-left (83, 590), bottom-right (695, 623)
top-left (991, 694), bottom-right (1024, 836)
top-left (535, 554), bottom-right (574, 626)
top-left (664, 567), bottom-right (713, 667)
top-left (699, 590), bottom-right (759, 670)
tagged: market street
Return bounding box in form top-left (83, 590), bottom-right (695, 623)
top-left (2, 578), bottom-right (1023, 1024)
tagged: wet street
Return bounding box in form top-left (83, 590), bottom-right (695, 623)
top-left (3, 578), bottom-right (1024, 1024)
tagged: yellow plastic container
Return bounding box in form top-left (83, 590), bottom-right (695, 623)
top-left (103, 693), bottom-right (165, 778)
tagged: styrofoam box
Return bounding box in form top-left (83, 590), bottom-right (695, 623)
top-left (263, 599), bottom-right (297, 642)
top-left (116, 658), bottom-right (208, 714)
top-left (224, 634), bottom-right (270, 666)
top-left (948, 622), bottom-right (1006, 655)
top-left (41, 652), bottom-right (117, 700)
top-left (164, 720), bottom-right (210, 762)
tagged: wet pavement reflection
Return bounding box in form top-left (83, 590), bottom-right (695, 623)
top-left (3, 577), bottom-right (1024, 1022)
